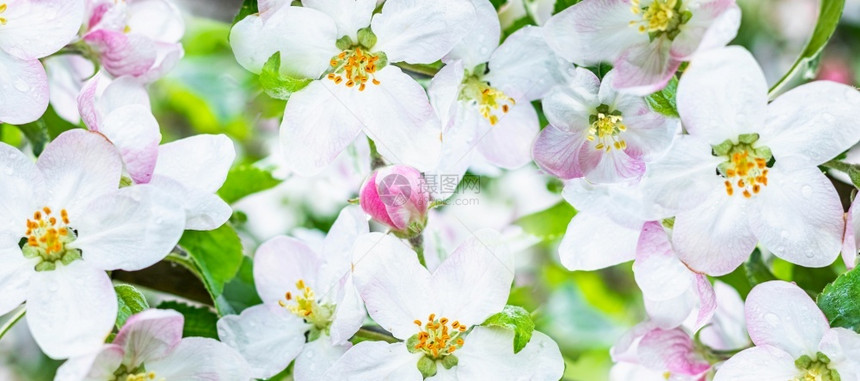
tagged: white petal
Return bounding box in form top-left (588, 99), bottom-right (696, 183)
top-left (444, 0), bottom-right (500, 69)
top-left (148, 176), bottom-right (232, 231)
top-left (634, 222), bottom-right (693, 302)
top-left (0, 239), bottom-right (34, 315)
top-left (230, 5), bottom-right (339, 78)
top-left (44, 55), bottom-right (93, 124)
top-left (69, 185), bottom-right (185, 271)
top-left (558, 212), bottom-right (640, 271)
top-left (672, 196), bottom-right (757, 276)
top-left (294, 336), bottom-right (351, 381)
top-left (253, 236), bottom-right (322, 305)
top-left (484, 26), bottom-right (566, 101)
top-left (126, 0), bottom-right (185, 43)
top-left (112, 309), bottom-right (183, 367)
top-left (713, 346), bottom-right (800, 381)
top-left (844, 197), bottom-right (860, 270)
top-left (0, 0), bottom-right (84, 59)
top-left (475, 99), bottom-right (539, 169)
top-left (819, 328), bottom-right (860, 380)
top-left (749, 164), bottom-right (843, 267)
top-left (454, 327), bottom-right (564, 381)
top-left (531, 123), bottom-right (589, 180)
top-left (637, 327), bottom-right (710, 375)
top-left (303, 0), bottom-right (375, 40)
top-left (325, 341), bottom-right (422, 381)
top-left (541, 67), bottom-right (599, 132)
top-left (351, 233), bottom-right (433, 340)
top-left (216, 304), bottom-right (308, 379)
top-left (744, 281), bottom-right (829, 358)
top-left (543, 0), bottom-right (643, 65)
top-left (153, 134), bottom-right (236, 193)
top-left (99, 104), bottom-right (161, 184)
top-left (371, 0), bottom-right (474, 64)
top-left (319, 205), bottom-right (370, 291)
top-left (0, 142), bottom-right (45, 234)
top-left (329, 276), bottom-right (366, 345)
top-left (611, 37), bottom-right (679, 96)
top-left (609, 362), bottom-right (666, 381)
top-left (676, 46), bottom-right (768, 145)
top-left (428, 60), bottom-right (466, 128)
top-left (146, 337), bottom-right (251, 380)
top-left (671, 0), bottom-right (740, 60)
top-left (641, 135), bottom-right (724, 212)
top-left (761, 81), bottom-right (860, 165)
top-left (280, 80), bottom-right (364, 176)
top-left (54, 344), bottom-right (125, 381)
top-left (27, 261), bottom-right (116, 359)
top-left (643, 291), bottom-right (695, 329)
top-left (0, 51), bottom-right (49, 124)
top-left (698, 281), bottom-right (749, 351)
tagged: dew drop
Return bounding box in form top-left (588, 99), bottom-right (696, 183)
top-left (764, 313), bottom-right (779, 326)
top-left (479, 47), bottom-right (489, 55)
top-left (13, 79), bottom-right (30, 92)
top-left (804, 250), bottom-right (815, 259)
top-left (800, 185), bottom-right (812, 198)
top-left (780, 230), bottom-right (790, 239)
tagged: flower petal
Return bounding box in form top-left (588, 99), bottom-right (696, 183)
top-left (744, 281), bottom-right (829, 358)
top-left (543, 0), bottom-right (643, 65)
top-left (84, 30), bottom-right (158, 77)
top-left (844, 196), bottom-right (860, 269)
top-left (0, 51), bottom-right (49, 124)
top-left (293, 335), bottom-right (351, 381)
top-left (319, 205), bottom-right (370, 290)
top-left (642, 135), bottom-right (724, 213)
top-left (0, 239), bottom-right (33, 315)
top-left (454, 326), bottom-right (564, 381)
top-left (444, 0), bottom-right (500, 69)
top-left (634, 222), bottom-right (693, 302)
top-left (0, 0), bottom-right (84, 59)
top-left (54, 344), bottom-right (125, 381)
top-left (146, 337), bottom-right (251, 380)
top-left (329, 276), bottom-right (366, 345)
top-left (713, 345), bottom-right (799, 381)
top-left (147, 176), bottom-right (232, 231)
top-left (612, 37), bottom-right (679, 96)
top-left (698, 281), bottom-right (749, 351)
top-left (27, 261), bottom-right (116, 359)
top-left (558, 212), bottom-right (640, 271)
top-left (0, 141), bottom-right (45, 234)
top-left (324, 341), bottom-right (422, 380)
top-left (99, 104), bottom-right (161, 184)
top-left (819, 328), bottom-right (860, 380)
top-left (670, 0), bottom-right (740, 60)
top-left (541, 67), bottom-right (600, 132)
top-left (637, 328), bottom-right (710, 376)
top-left (253, 236), bottom-right (322, 305)
top-left (428, 59), bottom-right (466, 127)
top-left (303, 0), bottom-right (375, 40)
top-left (532, 124), bottom-right (589, 180)
top-left (371, 0), bottom-right (474, 64)
top-left (475, 98), bottom-right (539, 169)
top-left (126, 0), bottom-right (185, 43)
top-left (484, 26), bottom-right (566, 101)
top-left (113, 309), bottom-right (183, 367)
top-left (153, 134), bottom-right (235, 193)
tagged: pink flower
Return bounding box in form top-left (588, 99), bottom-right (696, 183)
top-left (359, 165), bottom-right (430, 238)
top-left (55, 309), bottom-right (250, 380)
top-left (544, 0), bottom-right (741, 95)
top-left (611, 322), bottom-right (711, 380)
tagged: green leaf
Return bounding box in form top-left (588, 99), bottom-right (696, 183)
top-left (553, 0), bottom-right (581, 15)
top-left (793, 262), bottom-right (842, 296)
top-left (114, 284), bottom-right (149, 329)
top-left (715, 265), bottom-right (752, 299)
top-left (259, 52), bottom-right (313, 100)
top-left (744, 248), bottom-right (777, 288)
top-left (232, 0), bottom-right (258, 25)
top-left (178, 224), bottom-right (245, 315)
top-left (768, 0), bottom-right (845, 98)
top-left (645, 76), bottom-right (679, 118)
top-left (489, 0), bottom-right (507, 10)
top-left (584, 62), bottom-right (613, 81)
top-left (816, 266), bottom-right (860, 333)
top-left (482, 305), bottom-right (535, 353)
top-left (217, 165), bottom-right (282, 204)
top-left (15, 106), bottom-right (81, 156)
top-left (156, 300), bottom-right (219, 339)
top-left (222, 256), bottom-right (263, 313)
top-left (515, 201), bottom-right (577, 241)
top-left (502, 16), bottom-right (536, 39)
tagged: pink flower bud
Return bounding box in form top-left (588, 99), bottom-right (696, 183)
top-left (359, 165), bottom-right (430, 237)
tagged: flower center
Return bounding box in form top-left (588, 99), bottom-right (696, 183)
top-left (408, 314), bottom-right (467, 359)
top-left (630, 0), bottom-right (691, 39)
top-left (459, 76), bottom-right (515, 126)
top-left (0, 3), bottom-right (7, 26)
top-left (587, 105), bottom-right (627, 151)
top-left (793, 352), bottom-right (840, 381)
top-left (124, 372), bottom-right (164, 381)
top-left (713, 134), bottom-right (772, 199)
top-left (22, 207), bottom-right (81, 271)
top-left (326, 47), bottom-right (385, 91)
top-left (278, 279), bottom-right (335, 331)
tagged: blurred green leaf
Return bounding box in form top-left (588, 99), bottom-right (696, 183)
top-left (482, 305), bottom-right (535, 353)
top-left (233, 0), bottom-right (258, 25)
top-left (157, 300), bottom-right (219, 339)
top-left (553, 0), bottom-right (581, 15)
top-left (260, 52), bottom-right (313, 100)
top-left (793, 262), bottom-right (842, 296)
top-left (489, 0), bottom-right (507, 10)
top-left (114, 284), bottom-right (149, 329)
top-left (502, 16), bottom-right (536, 39)
top-left (222, 256), bottom-right (263, 313)
top-left (218, 165), bottom-right (282, 204)
top-left (515, 201), bottom-right (576, 241)
top-left (645, 76), bottom-right (679, 118)
top-left (768, 0), bottom-right (845, 98)
top-left (584, 62), bottom-right (613, 80)
top-left (715, 266), bottom-right (752, 299)
top-left (816, 266), bottom-right (860, 333)
top-left (13, 105), bottom-right (78, 155)
top-left (178, 224), bottom-right (245, 315)
top-left (744, 248), bottom-right (776, 288)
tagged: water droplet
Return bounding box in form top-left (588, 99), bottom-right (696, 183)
top-left (801, 185), bottom-right (812, 198)
top-left (48, 281), bottom-right (59, 292)
top-left (822, 113), bottom-right (835, 123)
top-left (764, 313), bottom-right (779, 326)
top-left (804, 250), bottom-right (815, 259)
top-left (13, 79), bottom-right (29, 92)
top-left (306, 351), bottom-right (315, 359)
top-left (780, 230), bottom-right (790, 239)
top-left (479, 47), bottom-right (489, 55)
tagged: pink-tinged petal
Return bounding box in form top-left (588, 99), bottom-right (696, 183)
top-left (844, 197), bottom-right (860, 269)
top-left (640, 135), bottom-right (724, 213)
top-left (27, 261), bottom-right (116, 359)
top-left (55, 344), bottom-right (124, 381)
top-left (0, 238), bottom-right (34, 315)
top-left (643, 291), bottom-right (695, 329)
top-left (559, 212), bottom-right (640, 271)
top-left (0, 52), bottom-right (49, 124)
top-left (0, 0), bottom-right (84, 59)
top-left (69, 185), bottom-right (184, 271)
top-left (634, 222), bottom-right (692, 302)
top-left (428, 59), bottom-right (465, 127)
top-left (324, 341), bottom-right (422, 380)
top-left (760, 81), bottom-right (860, 165)
top-left (351, 232), bottom-right (434, 340)
top-left (153, 134), bottom-right (235, 193)
top-left (126, 0), bottom-right (185, 43)
top-left (371, 165), bottom-right (430, 232)
top-left (146, 337), bottom-right (251, 380)
top-left (637, 328), bottom-right (710, 376)
top-left (699, 281), bottom-right (749, 351)
top-left (216, 304), bottom-right (308, 379)
top-left (371, 0), bottom-right (474, 64)
top-left (36, 130), bottom-right (123, 214)
top-left (610, 321), bottom-right (658, 363)
top-left (819, 328), bottom-right (860, 380)
top-left (475, 99), bottom-right (539, 169)
top-left (532, 124), bottom-right (589, 179)
top-left (147, 176), bottom-right (232, 231)
top-left (672, 195), bottom-right (757, 276)
top-left (45, 55), bottom-right (94, 124)
top-left (444, 0), bottom-right (500, 68)
top-left (541, 67), bottom-right (600, 132)
top-left (612, 37), bottom-right (679, 96)
top-left (230, 5), bottom-right (338, 78)
top-left (712, 345), bottom-right (799, 381)
top-left (303, 0), bottom-right (375, 40)
top-left (692, 274), bottom-right (717, 330)
top-left (135, 41), bottom-right (184, 83)
top-left (99, 104), bottom-right (161, 184)
top-left (543, 0), bottom-right (644, 65)
top-left (749, 164), bottom-right (843, 268)
top-left (253, 236), bottom-right (322, 305)
top-left (433, 229), bottom-right (514, 327)
top-left (358, 171), bottom-right (398, 228)
top-left (0, 142), bottom-right (46, 234)
top-left (745, 281), bottom-right (829, 358)
top-left (280, 80), bottom-right (364, 176)
top-left (671, 0), bottom-right (741, 60)
top-left (84, 30), bottom-right (158, 77)
top-left (77, 75), bottom-right (101, 129)
top-left (293, 335), bottom-right (351, 381)
top-left (484, 26), bottom-right (567, 101)
top-left (676, 46), bottom-right (768, 145)
top-left (454, 327), bottom-right (564, 380)
top-left (113, 309), bottom-right (183, 367)
top-left (582, 147), bottom-right (646, 183)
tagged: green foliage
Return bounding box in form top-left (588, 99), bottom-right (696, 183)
top-left (232, 0), bottom-right (258, 25)
top-left (217, 165), bottom-right (281, 204)
top-left (645, 76), bottom-right (679, 118)
top-left (584, 62), bottom-right (613, 80)
top-left (744, 249), bottom-right (777, 288)
top-left (482, 305), bottom-right (535, 353)
top-left (816, 266), bottom-right (860, 333)
top-left (502, 16), bottom-right (536, 39)
top-left (12, 106), bottom-right (79, 156)
top-left (157, 300), bottom-right (220, 339)
top-left (489, 0), bottom-right (507, 10)
top-left (114, 284), bottom-right (150, 329)
top-left (260, 52), bottom-right (313, 100)
top-left (178, 224), bottom-right (245, 315)
top-left (221, 256), bottom-right (263, 313)
top-left (768, 0), bottom-right (845, 98)
top-left (515, 201), bottom-right (577, 242)
top-left (715, 266), bottom-right (752, 299)
top-left (553, 0), bottom-right (581, 15)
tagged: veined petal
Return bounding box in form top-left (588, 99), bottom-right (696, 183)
top-left (294, 335), bottom-right (351, 381)
top-left (484, 26), bottom-right (566, 101)
top-left (253, 236), bottom-right (322, 305)
top-left (99, 104), bottom-right (161, 184)
top-left (83, 30), bottom-right (158, 78)
top-left (641, 135), bottom-right (724, 213)
top-left (303, 0), bottom-right (376, 40)
top-left (329, 275), bottom-right (366, 345)
top-left (671, 0), bottom-right (740, 60)
top-left (475, 98), bottom-right (539, 169)
top-left (559, 212), bottom-right (640, 271)
top-left (532, 124), bottom-right (589, 179)
top-left (126, 0), bottom-right (185, 43)
top-left (146, 337), bottom-right (251, 380)
top-left (0, 0), bottom-right (84, 59)
top-left (643, 290), bottom-right (695, 329)
top-left (454, 327), bottom-right (564, 380)
top-left (113, 309), bottom-right (183, 367)
top-left (744, 281), bottom-right (829, 358)
top-left (611, 37), bottom-right (679, 96)
top-left (54, 344), bottom-right (124, 381)
top-left (324, 341), bottom-right (422, 381)
top-left (713, 345), bottom-right (799, 381)
top-left (582, 147), bottom-right (646, 183)
top-left (0, 51), bottom-right (49, 124)
top-left (543, 0), bottom-right (643, 65)
top-left (634, 222), bottom-right (693, 302)
top-left (147, 176), bottom-right (232, 231)
top-left (541, 67), bottom-right (600, 132)
top-left (319, 205), bottom-right (370, 291)
top-left (444, 0), bottom-right (500, 68)
top-left (637, 328), bottom-right (710, 376)
top-left (153, 134), bottom-right (236, 193)
top-left (371, 0), bottom-right (474, 64)
top-left (428, 59), bottom-right (465, 128)
top-left (0, 142), bottom-right (45, 234)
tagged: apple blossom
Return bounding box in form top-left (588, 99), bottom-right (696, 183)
top-left (532, 67), bottom-right (678, 183)
top-left (644, 46), bottom-right (860, 276)
top-left (359, 165), bottom-right (429, 238)
top-left (55, 309), bottom-right (251, 381)
top-left (45, 55), bottom-right (96, 124)
top-left (842, 196), bottom-right (860, 270)
top-left (217, 206), bottom-right (368, 379)
top-left (427, 0), bottom-right (566, 179)
top-left (0, 0), bottom-right (84, 124)
top-left (325, 230), bottom-right (564, 380)
top-left (230, 0), bottom-right (474, 175)
top-left (715, 281), bottom-right (860, 381)
top-left (0, 129), bottom-right (185, 359)
top-left (544, 0), bottom-right (741, 95)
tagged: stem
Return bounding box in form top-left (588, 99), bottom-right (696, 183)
top-left (823, 159), bottom-right (855, 174)
top-left (354, 327), bottom-right (399, 343)
top-left (0, 306), bottom-right (26, 341)
top-left (367, 137), bottom-right (386, 170)
top-left (393, 62), bottom-right (440, 77)
top-left (408, 234), bottom-right (426, 268)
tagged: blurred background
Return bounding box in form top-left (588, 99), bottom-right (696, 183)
top-left (1, 0), bottom-right (858, 379)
